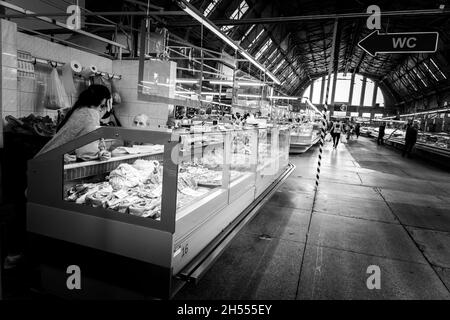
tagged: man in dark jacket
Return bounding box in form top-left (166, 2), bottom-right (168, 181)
top-left (377, 122), bottom-right (386, 145)
top-left (402, 122), bottom-right (418, 158)
top-left (355, 123), bottom-right (361, 139)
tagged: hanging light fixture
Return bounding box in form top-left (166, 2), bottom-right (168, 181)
top-left (177, 0), bottom-right (281, 85)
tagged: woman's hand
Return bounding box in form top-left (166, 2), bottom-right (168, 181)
top-left (98, 150), bottom-right (111, 161)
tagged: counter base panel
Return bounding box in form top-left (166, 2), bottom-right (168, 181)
top-left (27, 233), bottom-right (173, 299)
top-left (27, 203), bottom-right (173, 267)
top-left (172, 186), bottom-right (256, 275)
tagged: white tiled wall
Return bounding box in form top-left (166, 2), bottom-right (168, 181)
top-left (0, 19), bottom-right (115, 120)
top-left (1, 20), bottom-right (18, 127)
top-left (17, 33), bottom-right (112, 72)
top-left (1, 18), bottom-right (176, 147)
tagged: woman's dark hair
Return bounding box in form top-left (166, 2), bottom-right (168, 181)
top-left (57, 84), bottom-right (111, 132)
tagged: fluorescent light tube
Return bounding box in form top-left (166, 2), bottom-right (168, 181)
top-left (238, 94), bottom-right (261, 98)
top-left (269, 96), bottom-right (299, 100)
top-left (182, 6), bottom-right (239, 51)
top-left (179, 0), bottom-right (280, 86)
top-left (209, 80), bottom-right (264, 86)
top-left (176, 79), bottom-right (199, 83)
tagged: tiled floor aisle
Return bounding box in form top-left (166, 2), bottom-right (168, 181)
top-left (174, 136), bottom-right (450, 300)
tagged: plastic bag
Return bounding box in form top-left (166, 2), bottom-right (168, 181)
top-left (110, 78), bottom-right (122, 105)
top-left (44, 68), bottom-right (71, 110)
top-left (325, 133), bottom-right (332, 142)
top-left (340, 133), bottom-right (347, 144)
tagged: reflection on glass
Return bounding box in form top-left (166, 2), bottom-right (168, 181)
top-left (176, 132), bottom-right (225, 212)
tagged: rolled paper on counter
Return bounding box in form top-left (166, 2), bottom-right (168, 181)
top-left (70, 60), bottom-right (82, 73)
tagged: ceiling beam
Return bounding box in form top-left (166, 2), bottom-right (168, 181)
top-left (171, 8), bottom-right (450, 26)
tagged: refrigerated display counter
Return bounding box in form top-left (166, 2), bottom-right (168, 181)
top-left (26, 125), bottom-right (293, 299)
top-left (386, 130), bottom-right (450, 167)
top-left (289, 122), bottom-right (321, 153)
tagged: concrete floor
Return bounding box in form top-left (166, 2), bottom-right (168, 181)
top-left (174, 136), bottom-right (450, 300)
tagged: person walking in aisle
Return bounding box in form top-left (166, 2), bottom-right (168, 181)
top-left (346, 122), bottom-right (353, 141)
top-left (355, 123), bottom-right (361, 139)
top-left (377, 122), bottom-right (386, 145)
top-left (402, 122), bottom-right (418, 158)
top-left (332, 120), bottom-right (343, 149)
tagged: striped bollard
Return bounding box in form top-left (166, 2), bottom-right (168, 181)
top-left (315, 104), bottom-right (328, 190)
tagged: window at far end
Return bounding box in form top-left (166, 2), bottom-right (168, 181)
top-left (204, 0), bottom-right (222, 17)
top-left (376, 87), bottom-right (384, 107)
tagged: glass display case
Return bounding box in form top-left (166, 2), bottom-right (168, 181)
top-left (289, 122), bottom-right (321, 153)
top-left (388, 130), bottom-right (450, 154)
top-left (27, 125), bottom-right (293, 299)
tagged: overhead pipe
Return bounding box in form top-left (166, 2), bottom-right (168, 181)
top-left (172, 8), bottom-right (450, 26)
top-left (0, 11), bottom-right (187, 19)
top-left (33, 57), bottom-right (122, 80)
top-left (0, 1), bottom-right (127, 50)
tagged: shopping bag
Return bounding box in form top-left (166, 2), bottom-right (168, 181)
top-left (110, 78), bottom-right (122, 105)
top-left (325, 133), bottom-right (332, 142)
top-left (341, 134), bottom-right (347, 144)
top-left (44, 68), bottom-right (71, 110)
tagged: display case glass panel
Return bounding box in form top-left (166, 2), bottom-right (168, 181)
top-left (63, 137), bottom-right (166, 221)
top-left (229, 128), bottom-right (258, 196)
top-left (175, 131), bottom-right (228, 218)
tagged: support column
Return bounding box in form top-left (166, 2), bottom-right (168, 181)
top-left (372, 82), bottom-right (378, 107)
top-left (330, 70), bottom-right (338, 105)
top-left (348, 72), bottom-right (355, 106)
top-left (359, 76), bottom-right (367, 111)
top-left (320, 75), bottom-right (326, 105)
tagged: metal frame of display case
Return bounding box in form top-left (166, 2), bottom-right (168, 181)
top-left (27, 126), bottom-right (294, 299)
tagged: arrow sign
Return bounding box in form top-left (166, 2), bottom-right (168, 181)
top-left (358, 30), bottom-right (439, 56)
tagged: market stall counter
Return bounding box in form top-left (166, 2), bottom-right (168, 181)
top-left (385, 130), bottom-right (450, 168)
top-left (26, 125), bottom-right (294, 299)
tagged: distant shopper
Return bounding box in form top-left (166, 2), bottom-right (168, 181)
top-left (402, 122), bottom-right (418, 158)
top-left (346, 122), bottom-right (353, 141)
top-left (377, 122), bottom-right (386, 145)
top-left (332, 121), bottom-right (343, 149)
top-left (355, 123), bottom-right (361, 139)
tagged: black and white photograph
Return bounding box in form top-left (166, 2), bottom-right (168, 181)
top-left (0, 0), bottom-right (450, 312)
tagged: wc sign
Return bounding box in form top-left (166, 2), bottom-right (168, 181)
top-left (358, 5), bottom-right (439, 56)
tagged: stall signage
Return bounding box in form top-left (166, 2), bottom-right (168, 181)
top-left (362, 112), bottom-right (371, 118)
top-left (350, 112), bottom-right (359, 117)
top-left (334, 111), bottom-right (347, 117)
top-left (358, 30), bottom-right (439, 56)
